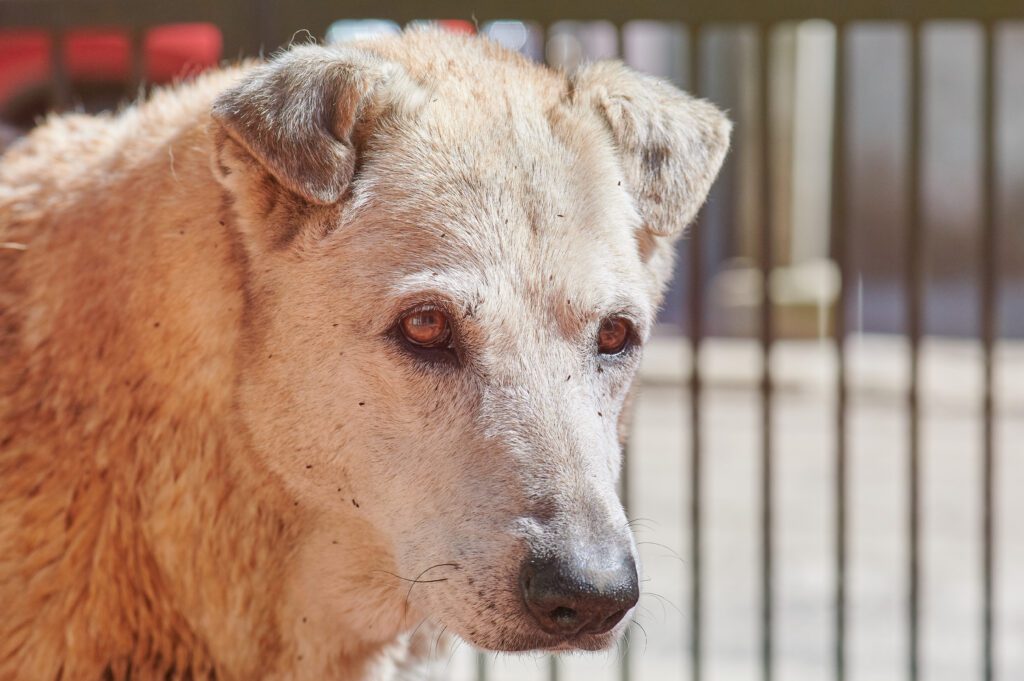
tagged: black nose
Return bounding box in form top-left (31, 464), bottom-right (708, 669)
top-left (520, 552), bottom-right (639, 637)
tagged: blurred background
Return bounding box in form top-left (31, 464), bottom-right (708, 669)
top-left (1, 2), bottom-right (1021, 681)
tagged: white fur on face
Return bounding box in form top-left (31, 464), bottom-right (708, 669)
top-left (237, 94), bottom-right (657, 653)
top-left (214, 31), bottom-right (729, 664)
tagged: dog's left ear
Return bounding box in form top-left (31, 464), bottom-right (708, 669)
top-left (571, 62), bottom-right (731, 238)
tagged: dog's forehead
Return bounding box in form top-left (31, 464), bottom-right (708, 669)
top-left (347, 95), bottom-right (648, 304)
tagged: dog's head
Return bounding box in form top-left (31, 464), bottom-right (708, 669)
top-left (211, 32), bottom-right (728, 654)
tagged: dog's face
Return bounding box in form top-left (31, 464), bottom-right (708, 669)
top-left (212, 34), bottom-right (728, 654)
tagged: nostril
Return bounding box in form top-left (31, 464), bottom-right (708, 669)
top-left (549, 606), bottom-right (578, 623)
top-left (588, 607), bottom-right (629, 635)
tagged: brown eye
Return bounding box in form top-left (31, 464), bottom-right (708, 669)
top-left (597, 316), bottom-right (632, 355)
top-left (400, 308), bottom-right (450, 347)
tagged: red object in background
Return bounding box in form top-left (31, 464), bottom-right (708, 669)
top-left (0, 23), bottom-right (221, 122)
top-left (436, 20), bottom-right (476, 35)
top-left (65, 28), bottom-right (131, 81)
top-left (0, 30), bottom-right (51, 111)
top-left (145, 24), bottom-right (221, 82)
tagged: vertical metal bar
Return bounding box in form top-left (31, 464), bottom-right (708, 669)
top-left (757, 23), bottom-right (775, 681)
top-left (906, 22), bottom-right (924, 681)
top-left (618, 432), bottom-right (630, 681)
top-left (830, 23), bottom-right (849, 681)
top-left (128, 25), bottom-right (146, 102)
top-left (475, 651), bottom-right (487, 681)
top-left (979, 19), bottom-right (998, 681)
top-left (49, 28), bottom-right (70, 111)
top-left (540, 23), bottom-right (550, 67)
top-left (257, 0), bottom-right (276, 54)
top-left (549, 654), bottom-right (561, 681)
top-left (616, 23), bottom-right (631, 681)
top-left (686, 21), bottom-right (705, 681)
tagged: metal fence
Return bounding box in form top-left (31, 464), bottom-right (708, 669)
top-left (1, 2), bottom-right (1021, 681)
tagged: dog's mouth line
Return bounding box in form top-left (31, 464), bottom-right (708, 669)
top-left (548, 631), bottom-right (613, 649)
top-left (544, 641), bottom-right (577, 652)
top-left (472, 628), bottom-right (616, 654)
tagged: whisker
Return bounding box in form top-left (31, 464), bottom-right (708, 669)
top-left (408, 616), bottom-right (431, 643)
top-left (615, 626), bottom-right (632, 667)
top-left (630, 620), bottom-right (650, 655)
top-left (371, 562), bottom-right (460, 615)
top-left (371, 570), bottom-right (449, 584)
top-left (624, 516), bottom-right (659, 533)
top-left (371, 562), bottom-right (459, 584)
top-left (635, 603), bottom-right (654, 621)
top-left (443, 633), bottom-right (465, 672)
top-left (431, 624), bottom-right (449, 662)
top-left (635, 540), bottom-right (684, 559)
top-left (641, 590), bottom-right (683, 617)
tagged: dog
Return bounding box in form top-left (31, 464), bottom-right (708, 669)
top-left (0, 28), bottom-right (729, 681)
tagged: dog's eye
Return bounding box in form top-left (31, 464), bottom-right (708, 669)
top-left (400, 308), bottom-right (451, 347)
top-left (597, 316), bottom-right (632, 355)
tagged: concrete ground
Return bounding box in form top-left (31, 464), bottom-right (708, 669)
top-left (444, 334), bottom-right (1024, 681)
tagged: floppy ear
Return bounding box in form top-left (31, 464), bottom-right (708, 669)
top-left (571, 61), bottom-right (731, 238)
top-left (211, 45), bottom-right (413, 206)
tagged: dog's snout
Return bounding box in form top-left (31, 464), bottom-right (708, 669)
top-left (519, 551), bottom-right (638, 637)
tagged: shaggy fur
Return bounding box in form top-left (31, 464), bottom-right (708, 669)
top-left (0, 30), bottom-right (729, 681)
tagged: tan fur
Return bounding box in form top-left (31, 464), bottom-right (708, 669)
top-left (1, 30), bottom-right (729, 681)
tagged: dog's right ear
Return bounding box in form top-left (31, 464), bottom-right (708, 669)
top-left (570, 61), bottom-right (731, 240)
top-left (211, 45), bottom-right (416, 207)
